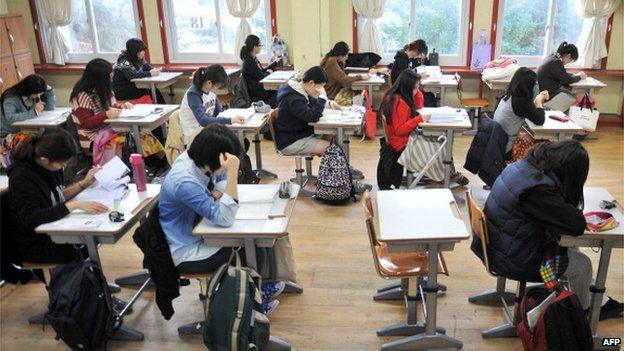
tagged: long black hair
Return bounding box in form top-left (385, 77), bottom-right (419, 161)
top-left (11, 129), bottom-right (77, 164)
top-left (70, 58), bottom-right (114, 110)
top-left (240, 34), bottom-right (261, 61)
top-left (192, 65), bottom-right (228, 91)
top-left (0, 74), bottom-right (48, 115)
top-left (123, 38), bottom-right (148, 68)
top-left (380, 69), bottom-right (421, 123)
top-left (321, 41), bottom-right (350, 65)
top-left (556, 41), bottom-right (579, 61)
top-left (404, 39), bottom-right (428, 56)
top-left (503, 67), bottom-right (536, 102)
top-left (525, 140), bottom-right (589, 208)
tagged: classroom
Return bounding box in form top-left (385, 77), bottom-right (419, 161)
top-left (0, 0), bottom-right (623, 350)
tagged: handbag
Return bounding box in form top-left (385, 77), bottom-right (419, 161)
top-left (569, 93), bottom-right (599, 132)
top-left (362, 90), bottom-right (377, 139)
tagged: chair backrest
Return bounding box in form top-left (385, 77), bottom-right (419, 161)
top-left (266, 109), bottom-right (281, 155)
top-left (362, 190), bottom-right (382, 251)
top-left (466, 189), bottom-right (496, 276)
top-left (164, 110), bottom-right (184, 165)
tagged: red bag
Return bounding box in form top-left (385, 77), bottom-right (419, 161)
top-left (574, 93), bottom-right (595, 109)
top-left (132, 95), bottom-right (153, 105)
top-left (362, 90), bottom-right (377, 139)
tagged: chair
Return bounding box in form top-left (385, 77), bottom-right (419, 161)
top-left (266, 109), bottom-right (316, 197)
top-left (466, 190), bottom-right (526, 338)
top-left (20, 262), bottom-right (55, 325)
top-left (164, 110), bottom-right (184, 166)
top-left (455, 73), bottom-right (490, 135)
top-left (177, 271), bottom-right (213, 336)
top-left (362, 191), bottom-right (449, 336)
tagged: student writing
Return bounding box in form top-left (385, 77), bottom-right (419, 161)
top-left (537, 42), bottom-right (586, 112)
top-left (241, 34), bottom-right (280, 107)
top-left (112, 38), bottom-right (165, 103)
top-left (390, 39), bottom-right (429, 84)
top-left (320, 41), bottom-right (368, 105)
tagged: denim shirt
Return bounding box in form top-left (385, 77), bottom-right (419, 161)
top-left (1, 89), bottom-right (57, 138)
top-left (158, 151), bottom-right (239, 266)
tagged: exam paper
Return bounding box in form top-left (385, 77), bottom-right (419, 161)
top-left (238, 185), bottom-right (278, 203)
top-left (217, 107), bottom-right (256, 120)
top-left (235, 203), bottom-right (273, 220)
top-left (94, 156), bottom-right (130, 189)
top-left (119, 104), bottom-right (156, 118)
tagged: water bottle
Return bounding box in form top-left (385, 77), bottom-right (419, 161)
top-left (130, 153), bottom-right (147, 192)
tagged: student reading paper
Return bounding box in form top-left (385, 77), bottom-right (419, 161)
top-left (112, 38), bottom-right (165, 103)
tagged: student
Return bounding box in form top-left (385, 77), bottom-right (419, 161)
top-left (179, 65), bottom-right (245, 146)
top-left (112, 38), bottom-right (164, 103)
top-left (494, 67), bottom-right (548, 155)
top-left (8, 130), bottom-right (106, 263)
top-left (390, 39), bottom-right (429, 84)
top-left (158, 124), bottom-right (283, 313)
top-left (240, 34), bottom-right (280, 107)
top-left (320, 41), bottom-right (367, 104)
top-left (1, 74), bottom-right (56, 139)
top-left (537, 42), bottom-right (586, 112)
top-left (475, 141), bottom-right (623, 319)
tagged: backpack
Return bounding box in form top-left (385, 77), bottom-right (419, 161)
top-left (315, 143), bottom-right (355, 205)
top-left (202, 251), bottom-right (270, 351)
top-left (45, 260), bottom-right (118, 351)
top-left (238, 153), bottom-right (260, 184)
top-left (517, 287), bottom-right (593, 351)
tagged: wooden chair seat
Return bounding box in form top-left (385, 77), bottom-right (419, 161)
top-left (376, 244), bottom-right (448, 277)
top-left (20, 262), bottom-right (56, 270)
top-left (180, 272), bottom-right (212, 280)
top-left (461, 98), bottom-right (490, 108)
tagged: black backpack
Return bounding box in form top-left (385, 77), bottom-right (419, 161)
top-left (238, 153), bottom-right (259, 184)
top-left (45, 260), bottom-right (118, 350)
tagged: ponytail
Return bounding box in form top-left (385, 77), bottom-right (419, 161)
top-left (11, 130), bottom-right (77, 163)
top-left (322, 41), bottom-right (350, 65)
top-left (556, 41), bottom-right (579, 61)
top-left (240, 34), bottom-right (261, 61)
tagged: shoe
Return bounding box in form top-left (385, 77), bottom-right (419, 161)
top-left (350, 167), bottom-right (365, 180)
top-left (450, 172), bottom-right (469, 186)
top-left (263, 299), bottom-right (280, 316)
top-left (261, 281), bottom-right (286, 302)
top-left (572, 133), bottom-right (587, 141)
top-left (353, 181), bottom-right (373, 194)
top-left (599, 297), bottom-right (624, 321)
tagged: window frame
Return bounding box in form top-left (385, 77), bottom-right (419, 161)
top-left (35, 0), bottom-right (144, 64)
top-left (356, 0), bottom-right (471, 66)
top-left (162, 0), bottom-right (273, 64)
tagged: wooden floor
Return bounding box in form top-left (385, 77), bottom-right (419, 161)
top-left (1, 130), bottom-right (623, 351)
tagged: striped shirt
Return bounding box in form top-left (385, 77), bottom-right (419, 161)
top-left (70, 92), bottom-right (118, 150)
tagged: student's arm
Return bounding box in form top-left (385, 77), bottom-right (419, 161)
top-left (72, 107), bottom-right (108, 130)
top-left (243, 59), bottom-right (267, 82)
top-left (519, 185), bottom-right (586, 236)
top-left (286, 96), bottom-right (326, 123)
top-left (142, 62), bottom-right (153, 72)
top-left (552, 61), bottom-right (582, 86)
top-left (10, 178), bottom-right (70, 231)
top-left (187, 89), bottom-right (231, 126)
top-left (266, 60), bottom-right (279, 71)
top-left (43, 89), bottom-right (56, 111)
top-left (175, 179), bottom-right (239, 227)
top-left (391, 56), bottom-right (409, 83)
top-left (213, 96), bottom-right (224, 116)
top-left (2, 98), bottom-right (37, 124)
top-left (327, 60), bottom-right (360, 87)
top-left (391, 100), bottom-right (423, 136)
top-left (511, 97), bottom-right (545, 126)
top-left (119, 61), bottom-right (152, 80)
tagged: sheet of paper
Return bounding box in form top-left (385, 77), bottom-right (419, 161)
top-left (238, 185), bottom-right (278, 203)
top-left (264, 71), bottom-right (296, 80)
top-left (235, 203), bottom-right (273, 220)
top-left (420, 107), bottom-right (464, 123)
top-left (527, 290), bottom-right (557, 332)
top-left (217, 107), bottom-right (256, 120)
top-left (94, 156), bottom-right (130, 186)
top-left (37, 108), bottom-right (71, 121)
top-left (119, 104), bottom-right (156, 118)
top-left (416, 66), bottom-right (442, 79)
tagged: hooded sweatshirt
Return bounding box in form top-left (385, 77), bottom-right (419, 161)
top-left (390, 49), bottom-right (430, 84)
top-left (112, 50), bottom-right (153, 100)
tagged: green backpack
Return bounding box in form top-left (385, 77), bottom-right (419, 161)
top-left (201, 251), bottom-right (270, 351)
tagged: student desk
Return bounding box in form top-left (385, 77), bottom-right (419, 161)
top-left (132, 72), bottom-right (183, 104)
top-left (35, 184), bottom-right (161, 341)
top-left (12, 107), bottom-right (71, 132)
top-left (526, 110), bottom-right (584, 141)
top-left (309, 107), bottom-right (364, 163)
top-left (260, 70), bottom-right (298, 91)
top-left (193, 184), bottom-right (301, 351)
top-left (421, 75), bottom-right (459, 106)
top-left (105, 104), bottom-right (178, 155)
top-left (0, 175), bottom-right (7, 194)
top-left (376, 189), bottom-right (469, 351)
top-left (350, 73), bottom-right (386, 100)
top-left (228, 113), bottom-right (278, 179)
top-left (559, 187), bottom-right (624, 350)
top-left (484, 76), bottom-right (607, 96)
top-left (419, 108), bottom-right (472, 188)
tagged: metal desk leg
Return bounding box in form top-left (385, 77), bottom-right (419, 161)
top-left (590, 240), bottom-right (620, 351)
top-left (84, 237), bottom-right (145, 341)
top-left (244, 239), bottom-right (291, 351)
top-left (558, 132), bottom-right (565, 142)
top-left (168, 85), bottom-right (175, 104)
top-left (115, 270), bottom-right (152, 286)
top-left (253, 133), bottom-right (277, 179)
top-left (381, 243), bottom-right (462, 351)
top-left (132, 125), bottom-right (143, 155)
top-left (336, 127), bottom-right (349, 163)
top-left (443, 129), bottom-right (454, 188)
top-left (368, 85), bottom-right (374, 104)
top-left (150, 84), bottom-right (158, 104)
top-left (440, 87), bottom-right (446, 106)
top-left (468, 276), bottom-right (516, 305)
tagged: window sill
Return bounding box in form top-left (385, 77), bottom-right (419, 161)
top-left (35, 63), bottom-right (295, 74)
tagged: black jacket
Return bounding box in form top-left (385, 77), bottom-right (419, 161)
top-left (275, 82), bottom-right (326, 150)
top-left (536, 55), bottom-right (581, 98)
top-left (389, 50), bottom-right (430, 84)
top-left (241, 57), bottom-right (278, 106)
top-left (464, 114), bottom-right (508, 186)
top-left (133, 204), bottom-right (180, 320)
top-left (112, 51), bottom-right (156, 101)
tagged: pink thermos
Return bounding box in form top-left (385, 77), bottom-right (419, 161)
top-left (129, 153), bottom-right (147, 192)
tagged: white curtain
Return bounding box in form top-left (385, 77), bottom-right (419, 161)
top-left (353, 0), bottom-right (386, 55)
top-left (575, 0), bottom-right (620, 68)
top-left (37, 0), bottom-right (73, 65)
top-left (226, 0), bottom-right (261, 54)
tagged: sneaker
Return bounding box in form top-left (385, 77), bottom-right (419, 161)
top-left (263, 299), bottom-right (280, 316)
top-left (450, 172), bottom-right (469, 186)
top-left (353, 181), bottom-right (373, 194)
top-left (599, 297), bottom-right (624, 321)
top-left (261, 281), bottom-right (286, 302)
top-left (350, 167), bottom-right (365, 180)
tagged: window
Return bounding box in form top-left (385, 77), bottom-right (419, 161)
top-left (495, 0), bottom-right (592, 67)
top-left (164, 0), bottom-right (273, 63)
top-left (360, 0), bottom-right (470, 66)
top-left (37, 0), bottom-right (142, 63)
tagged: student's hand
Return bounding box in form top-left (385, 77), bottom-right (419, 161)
top-left (539, 90), bottom-right (550, 101)
top-left (315, 86), bottom-right (327, 97)
top-left (220, 153), bottom-right (240, 175)
top-left (211, 189), bottom-right (223, 200)
top-left (150, 68), bottom-right (160, 77)
top-left (66, 200), bottom-right (109, 213)
top-left (534, 90), bottom-right (549, 106)
top-left (121, 102), bottom-right (134, 109)
top-left (420, 72), bottom-right (430, 79)
top-left (34, 101), bottom-right (46, 114)
top-left (576, 71), bottom-right (587, 80)
top-left (106, 108), bottom-right (121, 119)
top-left (267, 69), bottom-right (274, 74)
top-left (329, 101), bottom-right (342, 110)
top-left (46, 85), bottom-right (53, 91)
top-left (231, 116), bottom-right (246, 124)
top-left (81, 165), bottom-right (101, 187)
top-left (358, 74), bottom-right (370, 81)
top-left (421, 114), bottom-right (431, 123)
